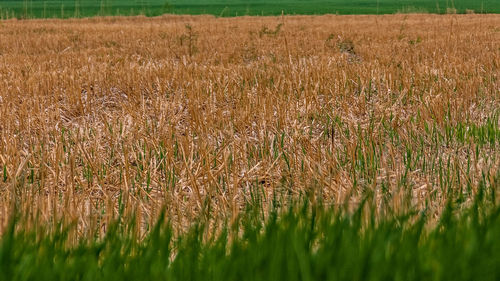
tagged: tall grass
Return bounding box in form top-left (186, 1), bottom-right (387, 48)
top-left (1, 187), bottom-right (499, 280)
top-left (0, 14), bottom-right (498, 241)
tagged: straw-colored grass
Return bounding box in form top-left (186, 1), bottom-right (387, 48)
top-left (0, 14), bottom-right (498, 240)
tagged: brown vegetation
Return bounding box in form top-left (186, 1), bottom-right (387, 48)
top-left (0, 14), bottom-right (498, 240)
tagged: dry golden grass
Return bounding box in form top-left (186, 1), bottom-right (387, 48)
top-left (0, 14), bottom-right (498, 240)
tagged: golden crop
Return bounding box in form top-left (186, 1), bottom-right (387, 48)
top-left (0, 14), bottom-right (498, 240)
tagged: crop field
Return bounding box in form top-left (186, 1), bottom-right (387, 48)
top-left (0, 14), bottom-right (499, 279)
top-left (0, 0), bottom-right (500, 19)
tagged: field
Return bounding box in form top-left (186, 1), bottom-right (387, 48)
top-left (0, 0), bottom-right (500, 18)
top-left (0, 14), bottom-right (499, 279)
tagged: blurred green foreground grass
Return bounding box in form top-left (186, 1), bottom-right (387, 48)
top-left (1, 185), bottom-right (499, 281)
